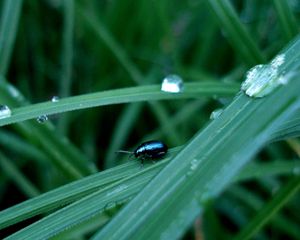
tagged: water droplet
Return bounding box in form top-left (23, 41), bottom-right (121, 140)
top-left (190, 158), bottom-right (200, 171)
top-left (161, 74), bottom-right (184, 93)
top-left (37, 115), bottom-right (48, 123)
top-left (210, 108), bottom-right (223, 120)
top-left (0, 105), bottom-right (11, 119)
top-left (51, 96), bottom-right (59, 102)
top-left (270, 54), bottom-right (285, 68)
top-left (241, 54), bottom-right (288, 98)
top-left (106, 185), bottom-right (128, 197)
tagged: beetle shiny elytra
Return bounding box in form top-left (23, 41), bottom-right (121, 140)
top-left (117, 140), bottom-right (168, 164)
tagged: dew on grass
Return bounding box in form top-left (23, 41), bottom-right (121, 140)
top-left (241, 54), bottom-right (287, 98)
top-left (51, 96), bottom-right (59, 102)
top-left (106, 185), bottom-right (128, 197)
top-left (190, 158), bottom-right (200, 171)
top-left (210, 108), bottom-right (224, 120)
top-left (37, 115), bottom-right (48, 123)
top-left (0, 105), bottom-right (11, 119)
top-left (161, 74), bottom-right (184, 93)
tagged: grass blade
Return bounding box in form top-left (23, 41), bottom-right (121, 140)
top-left (4, 163), bottom-right (163, 239)
top-left (58, 0), bottom-right (74, 135)
top-left (0, 151), bottom-right (40, 198)
top-left (0, 161), bottom-right (140, 230)
top-left (207, 0), bottom-right (265, 65)
top-left (0, 82), bottom-right (239, 127)
top-left (92, 38), bottom-right (300, 239)
top-left (0, 0), bottom-right (23, 76)
top-left (0, 81), bottom-right (96, 179)
top-left (233, 175), bottom-right (300, 240)
top-left (272, 0), bottom-right (298, 42)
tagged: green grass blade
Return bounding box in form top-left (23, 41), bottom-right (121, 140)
top-left (91, 40), bottom-right (300, 239)
top-left (0, 155), bottom-right (299, 235)
top-left (105, 103), bottom-right (143, 168)
top-left (0, 82), bottom-right (96, 179)
top-left (272, 0), bottom-right (299, 42)
top-left (0, 0), bottom-right (23, 76)
top-left (0, 82), bottom-right (239, 127)
top-left (0, 151), bottom-right (40, 198)
top-left (233, 175), bottom-right (300, 240)
top-left (143, 99), bottom-right (207, 142)
top-left (233, 160), bottom-right (300, 182)
top-left (271, 112), bottom-right (300, 141)
top-left (77, 5), bottom-right (142, 84)
top-left (207, 0), bottom-right (265, 65)
top-left (149, 102), bottom-right (182, 145)
top-left (228, 185), bottom-right (300, 239)
top-left (0, 130), bottom-right (48, 164)
top-left (0, 161), bottom-right (140, 230)
top-left (58, 0), bottom-right (75, 135)
top-left (4, 163), bottom-right (163, 239)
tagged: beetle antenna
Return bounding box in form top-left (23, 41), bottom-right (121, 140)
top-left (115, 150), bottom-right (133, 155)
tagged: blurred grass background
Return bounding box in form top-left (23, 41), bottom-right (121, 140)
top-left (0, 0), bottom-right (300, 239)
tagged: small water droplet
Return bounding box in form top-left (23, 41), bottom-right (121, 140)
top-left (241, 54), bottom-right (288, 98)
top-left (190, 158), bottom-right (199, 171)
top-left (51, 96), bottom-right (59, 102)
top-left (210, 108), bottom-right (223, 120)
top-left (37, 115), bottom-right (48, 123)
top-left (161, 74), bottom-right (184, 93)
top-left (0, 105), bottom-right (11, 119)
top-left (106, 185), bottom-right (128, 197)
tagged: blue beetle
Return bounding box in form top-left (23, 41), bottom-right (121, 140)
top-left (117, 140), bottom-right (168, 165)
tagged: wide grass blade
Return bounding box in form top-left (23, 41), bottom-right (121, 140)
top-left (91, 38), bottom-right (300, 239)
top-left (0, 161), bottom-right (139, 230)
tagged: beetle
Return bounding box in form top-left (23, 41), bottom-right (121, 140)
top-left (116, 140), bottom-right (168, 165)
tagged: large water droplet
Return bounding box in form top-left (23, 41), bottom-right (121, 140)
top-left (161, 74), bottom-right (184, 93)
top-left (241, 54), bottom-right (287, 98)
top-left (37, 115), bottom-right (48, 123)
top-left (210, 108), bottom-right (223, 120)
top-left (0, 105), bottom-right (11, 119)
top-left (51, 96), bottom-right (59, 102)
